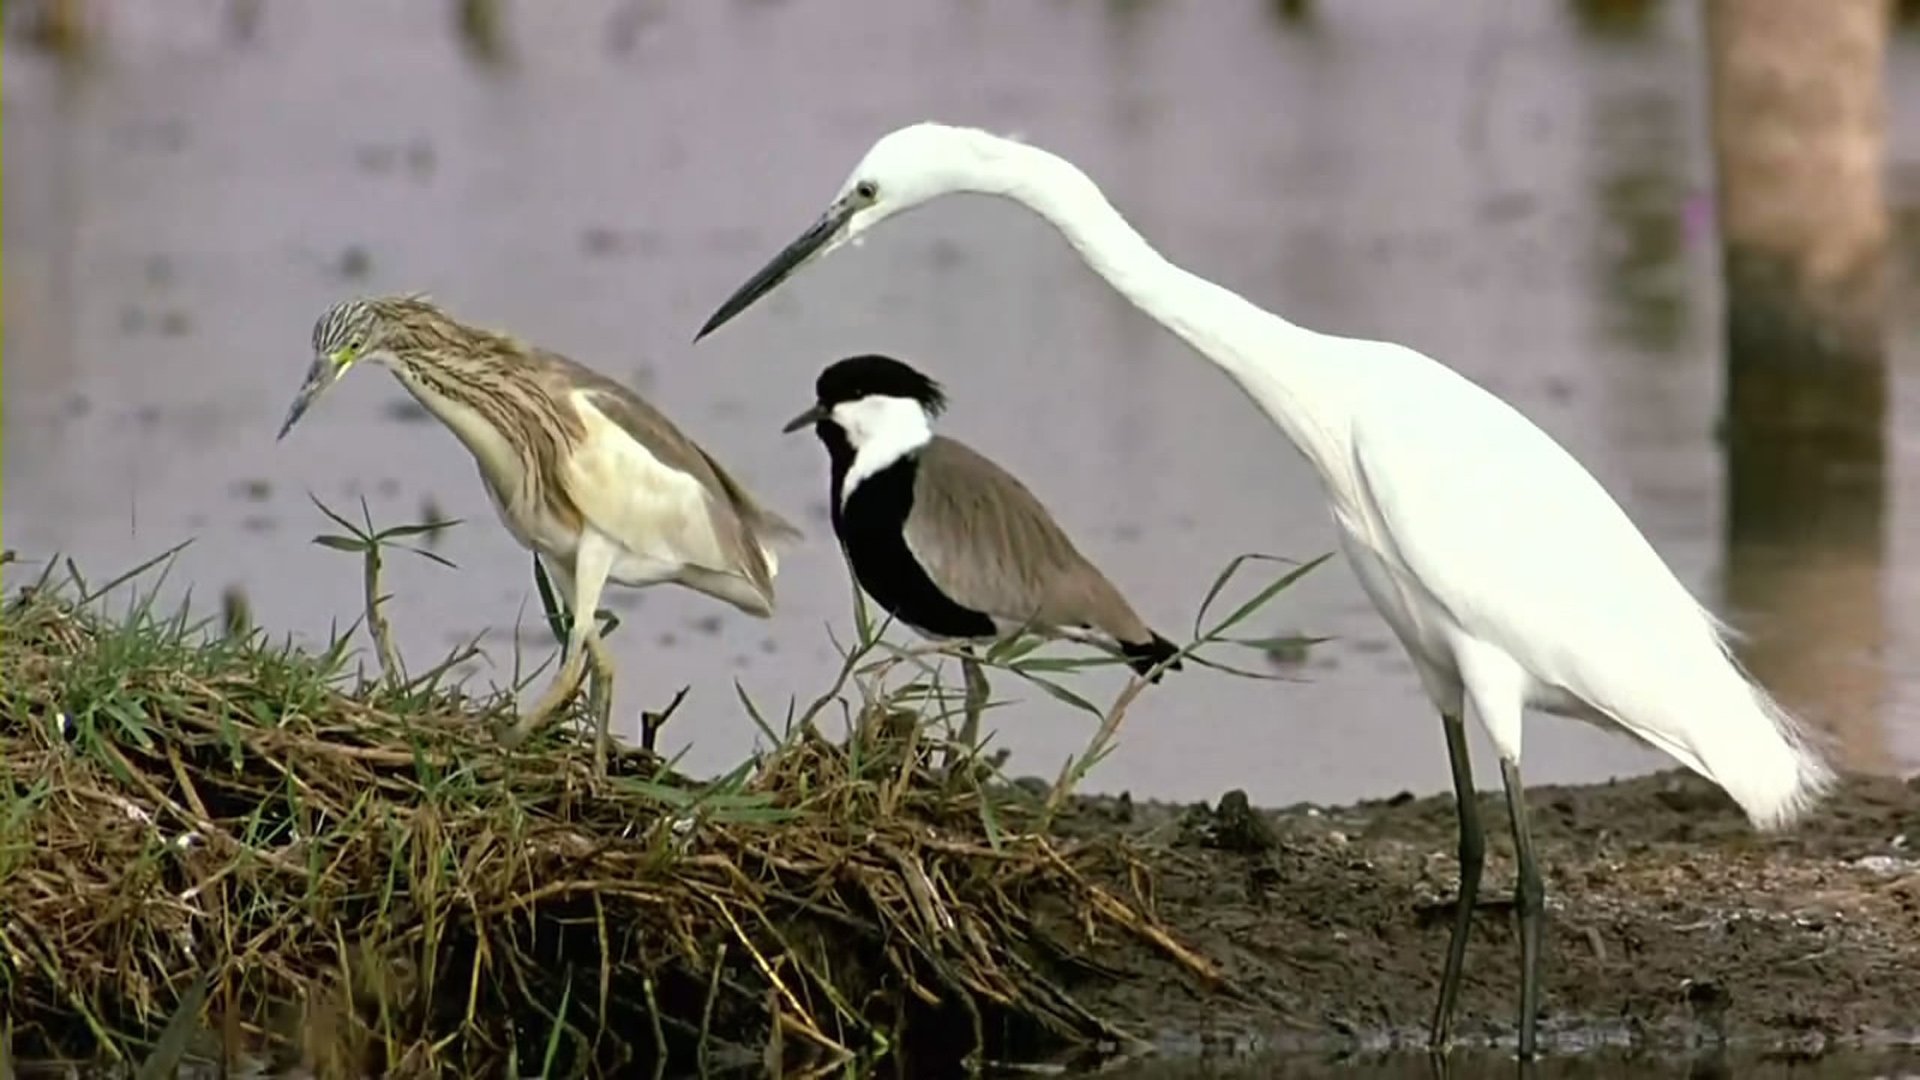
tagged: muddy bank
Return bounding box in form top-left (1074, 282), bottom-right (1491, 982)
top-left (1037, 768), bottom-right (1920, 1058)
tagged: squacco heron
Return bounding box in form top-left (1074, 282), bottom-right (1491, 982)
top-left (278, 295), bottom-right (800, 777)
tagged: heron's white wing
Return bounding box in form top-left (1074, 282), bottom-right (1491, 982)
top-left (542, 347), bottom-right (800, 545)
top-left (561, 392), bottom-right (738, 574)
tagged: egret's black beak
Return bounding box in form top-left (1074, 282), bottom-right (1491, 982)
top-left (781, 403), bottom-right (829, 434)
top-left (277, 357), bottom-right (334, 441)
top-left (696, 198), bottom-right (858, 341)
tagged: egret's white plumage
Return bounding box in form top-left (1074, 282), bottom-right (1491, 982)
top-left (695, 122), bottom-right (1836, 1056)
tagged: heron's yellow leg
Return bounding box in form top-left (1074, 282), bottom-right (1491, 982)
top-left (584, 630), bottom-right (618, 779)
top-left (503, 534), bottom-right (616, 767)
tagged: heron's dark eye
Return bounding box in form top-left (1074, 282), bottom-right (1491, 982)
top-left (855, 180), bottom-right (878, 201)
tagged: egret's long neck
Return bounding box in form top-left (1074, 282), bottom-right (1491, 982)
top-left (990, 145), bottom-right (1343, 466)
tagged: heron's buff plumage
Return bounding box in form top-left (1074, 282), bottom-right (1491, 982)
top-left (345, 296), bottom-right (795, 606)
top-left (376, 300), bottom-right (589, 534)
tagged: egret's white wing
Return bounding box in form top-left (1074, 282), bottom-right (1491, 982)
top-left (1343, 350), bottom-right (1725, 765)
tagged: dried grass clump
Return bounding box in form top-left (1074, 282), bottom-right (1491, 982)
top-left (0, 540), bottom-right (1311, 1077)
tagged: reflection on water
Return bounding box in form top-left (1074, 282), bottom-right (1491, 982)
top-left (4, 1), bottom-right (1919, 807)
top-left (1724, 369), bottom-right (1892, 776)
top-left (1587, 87), bottom-right (1688, 355)
top-left (1099, 1046), bottom-right (1920, 1080)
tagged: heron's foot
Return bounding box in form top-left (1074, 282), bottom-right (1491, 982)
top-left (582, 763), bottom-right (611, 798)
top-left (492, 712), bottom-right (538, 751)
top-left (503, 654), bottom-right (591, 751)
top-left (505, 698), bottom-right (565, 744)
top-left (586, 664), bottom-right (614, 787)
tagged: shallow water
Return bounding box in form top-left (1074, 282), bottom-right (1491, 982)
top-left (7, 1), bottom-right (1920, 808)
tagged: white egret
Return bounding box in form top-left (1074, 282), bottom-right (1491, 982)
top-left (693, 122), bottom-right (1837, 1057)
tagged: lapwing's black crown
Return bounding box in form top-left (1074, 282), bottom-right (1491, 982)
top-left (816, 354), bottom-right (948, 416)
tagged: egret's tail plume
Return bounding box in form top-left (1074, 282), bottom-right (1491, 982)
top-left (1666, 609), bottom-right (1836, 831)
top-left (1662, 636), bottom-right (1835, 831)
top-left (1720, 681), bottom-right (1837, 832)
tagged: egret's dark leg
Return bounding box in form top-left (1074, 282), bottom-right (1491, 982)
top-left (1500, 758), bottom-right (1545, 1059)
top-left (1429, 709), bottom-right (1485, 1052)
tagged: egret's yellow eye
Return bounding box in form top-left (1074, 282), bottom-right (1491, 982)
top-left (329, 345), bottom-right (359, 370)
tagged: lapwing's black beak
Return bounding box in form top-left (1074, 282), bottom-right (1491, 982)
top-left (696, 197), bottom-right (857, 342)
top-left (277, 356), bottom-right (336, 441)
top-left (781, 403), bottom-right (830, 435)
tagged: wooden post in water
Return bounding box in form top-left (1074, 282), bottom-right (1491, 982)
top-left (1705, 0), bottom-right (1893, 773)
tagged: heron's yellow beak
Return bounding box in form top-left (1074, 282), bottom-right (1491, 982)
top-left (277, 347), bottom-right (356, 441)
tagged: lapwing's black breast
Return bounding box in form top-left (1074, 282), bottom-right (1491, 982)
top-left (828, 450), bottom-right (997, 640)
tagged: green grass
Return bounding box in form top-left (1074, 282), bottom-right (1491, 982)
top-left (0, 506), bottom-right (1324, 1077)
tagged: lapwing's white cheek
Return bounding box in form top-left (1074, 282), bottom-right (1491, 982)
top-left (830, 395), bottom-right (928, 446)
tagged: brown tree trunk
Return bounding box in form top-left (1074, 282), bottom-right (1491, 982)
top-left (1705, 0), bottom-right (1893, 774)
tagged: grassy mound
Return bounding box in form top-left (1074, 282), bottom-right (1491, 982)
top-left (0, 546), bottom-right (1283, 1077)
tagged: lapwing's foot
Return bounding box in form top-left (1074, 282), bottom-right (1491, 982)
top-left (938, 744), bottom-right (1008, 791)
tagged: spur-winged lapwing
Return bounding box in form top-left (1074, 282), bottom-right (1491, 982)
top-left (782, 353), bottom-right (1180, 749)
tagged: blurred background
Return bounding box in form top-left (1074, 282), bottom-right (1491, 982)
top-left (5, 0), bottom-right (1918, 808)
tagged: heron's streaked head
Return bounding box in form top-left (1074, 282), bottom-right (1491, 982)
top-left (782, 354), bottom-right (947, 455)
top-left (279, 296), bottom-right (426, 440)
top-left (695, 123), bottom-right (1019, 341)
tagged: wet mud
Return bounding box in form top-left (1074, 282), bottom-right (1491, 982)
top-left (1037, 769), bottom-right (1920, 1059)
